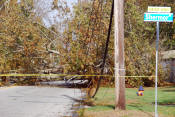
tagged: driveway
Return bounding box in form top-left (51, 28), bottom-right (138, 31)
top-left (0, 86), bottom-right (84, 117)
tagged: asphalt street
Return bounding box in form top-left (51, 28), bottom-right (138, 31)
top-left (0, 86), bottom-right (84, 117)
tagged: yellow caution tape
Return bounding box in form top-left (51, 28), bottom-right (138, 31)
top-left (117, 76), bottom-right (156, 78)
top-left (0, 74), bottom-right (111, 77)
top-left (0, 74), bottom-right (155, 78)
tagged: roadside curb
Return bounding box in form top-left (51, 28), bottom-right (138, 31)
top-left (0, 83), bottom-right (17, 89)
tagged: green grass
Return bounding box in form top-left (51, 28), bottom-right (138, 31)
top-left (86, 86), bottom-right (175, 117)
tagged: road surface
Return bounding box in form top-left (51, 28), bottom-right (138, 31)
top-left (0, 86), bottom-right (84, 117)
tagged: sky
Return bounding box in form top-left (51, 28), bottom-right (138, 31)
top-left (35, 0), bottom-right (78, 27)
top-left (18, 0), bottom-right (78, 27)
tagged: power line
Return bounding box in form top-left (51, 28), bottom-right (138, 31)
top-left (91, 0), bottom-right (114, 98)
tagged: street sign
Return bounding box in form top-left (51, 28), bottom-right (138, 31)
top-left (144, 13), bottom-right (173, 22)
top-left (148, 6), bottom-right (171, 13)
top-left (144, 6), bottom-right (174, 117)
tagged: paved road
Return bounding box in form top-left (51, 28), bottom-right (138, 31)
top-left (0, 86), bottom-right (84, 117)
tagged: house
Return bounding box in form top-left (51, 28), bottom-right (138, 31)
top-left (162, 50), bottom-right (175, 83)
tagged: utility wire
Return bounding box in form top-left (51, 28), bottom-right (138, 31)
top-left (92, 0), bottom-right (114, 98)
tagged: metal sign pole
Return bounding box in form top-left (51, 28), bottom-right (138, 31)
top-left (155, 21), bottom-right (159, 117)
top-left (144, 6), bottom-right (173, 117)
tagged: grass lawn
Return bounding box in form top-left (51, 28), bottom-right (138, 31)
top-left (81, 86), bottom-right (175, 117)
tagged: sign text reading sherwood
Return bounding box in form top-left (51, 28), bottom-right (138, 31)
top-left (144, 13), bottom-right (173, 22)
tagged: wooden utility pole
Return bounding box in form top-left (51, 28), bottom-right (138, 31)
top-left (114, 0), bottom-right (126, 110)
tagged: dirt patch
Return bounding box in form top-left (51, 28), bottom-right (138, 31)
top-left (83, 110), bottom-right (166, 117)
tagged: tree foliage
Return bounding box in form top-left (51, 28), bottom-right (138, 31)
top-left (0, 0), bottom-right (55, 75)
top-left (58, 0), bottom-right (174, 87)
top-left (59, 1), bottom-right (114, 76)
top-left (0, 0), bottom-right (174, 87)
top-left (124, 0), bottom-right (168, 87)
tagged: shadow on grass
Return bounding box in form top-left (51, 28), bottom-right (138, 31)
top-left (151, 101), bottom-right (175, 106)
top-left (127, 104), bottom-right (154, 117)
top-left (127, 104), bottom-right (144, 111)
top-left (86, 105), bottom-right (115, 111)
top-left (103, 105), bottom-right (115, 109)
top-left (63, 95), bottom-right (94, 106)
top-left (162, 89), bottom-right (175, 92)
top-left (63, 95), bottom-right (116, 109)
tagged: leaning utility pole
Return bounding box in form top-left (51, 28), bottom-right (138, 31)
top-left (114, 0), bottom-right (126, 110)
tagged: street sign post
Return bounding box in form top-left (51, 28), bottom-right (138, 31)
top-left (144, 6), bottom-right (174, 117)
